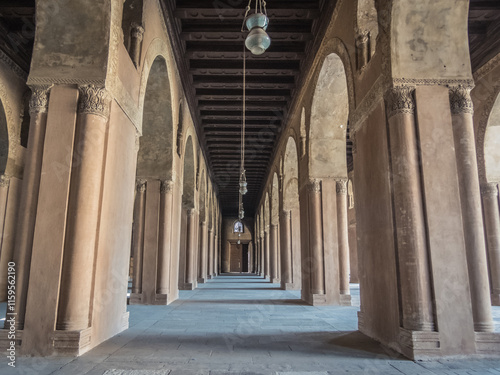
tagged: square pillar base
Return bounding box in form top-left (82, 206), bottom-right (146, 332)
top-left (271, 278), bottom-right (280, 284)
top-left (491, 294), bottom-right (500, 306)
top-left (129, 293), bottom-right (169, 305)
top-left (282, 283), bottom-right (301, 291)
top-left (179, 283), bottom-right (195, 291)
top-left (398, 328), bottom-right (441, 360)
top-left (340, 294), bottom-right (352, 306)
top-left (197, 277), bottom-right (207, 284)
top-left (52, 327), bottom-right (93, 356)
top-left (476, 332), bottom-right (500, 355)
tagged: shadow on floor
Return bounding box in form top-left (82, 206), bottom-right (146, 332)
top-left (113, 330), bottom-right (405, 361)
top-left (198, 287), bottom-right (284, 291)
top-left (178, 299), bottom-right (306, 305)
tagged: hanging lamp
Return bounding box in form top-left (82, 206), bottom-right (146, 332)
top-left (242, 0), bottom-right (271, 56)
top-left (238, 0), bottom-right (271, 220)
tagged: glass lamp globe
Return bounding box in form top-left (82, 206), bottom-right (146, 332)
top-left (245, 13), bottom-right (271, 55)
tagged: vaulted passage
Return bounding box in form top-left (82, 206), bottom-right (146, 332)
top-left (1, 0), bottom-right (500, 369)
top-left (2, 275), bottom-right (500, 373)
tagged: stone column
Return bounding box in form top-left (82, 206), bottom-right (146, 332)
top-left (198, 220), bottom-right (208, 283)
top-left (264, 228), bottom-right (270, 278)
top-left (131, 180), bottom-right (146, 294)
top-left (214, 233), bottom-right (218, 276)
top-left (386, 86), bottom-right (434, 331)
top-left (184, 209), bottom-right (196, 289)
top-left (482, 183), bottom-right (500, 305)
top-left (280, 210), bottom-right (293, 288)
top-left (157, 180), bottom-right (174, 294)
top-left (449, 86), bottom-right (493, 332)
top-left (129, 23), bottom-right (144, 68)
top-left (12, 86), bottom-right (50, 329)
top-left (259, 234), bottom-right (264, 276)
top-left (56, 85), bottom-right (110, 331)
top-left (356, 32), bottom-right (370, 70)
top-left (270, 224), bottom-right (279, 283)
top-left (207, 228), bottom-right (214, 278)
top-left (308, 179), bottom-right (325, 295)
top-left (336, 179), bottom-right (350, 298)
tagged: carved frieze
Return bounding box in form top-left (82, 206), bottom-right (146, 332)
top-left (0, 175), bottom-right (10, 189)
top-left (307, 179), bottom-right (321, 194)
top-left (386, 86), bottom-right (415, 119)
top-left (130, 23), bottom-right (145, 41)
top-left (281, 210), bottom-right (291, 220)
top-left (160, 180), bottom-right (174, 194)
top-left (480, 183), bottom-right (499, 197)
top-left (78, 85), bottom-right (111, 119)
top-left (136, 179), bottom-right (146, 193)
top-left (336, 179), bottom-right (348, 195)
top-left (29, 85), bottom-right (52, 115)
top-left (449, 85), bottom-right (474, 115)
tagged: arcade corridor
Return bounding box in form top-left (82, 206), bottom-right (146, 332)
top-left (1, 275), bottom-right (500, 374)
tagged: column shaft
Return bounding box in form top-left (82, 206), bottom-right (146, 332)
top-left (132, 180), bottom-right (146, 294)
top-left (280, 210), bottom-right (292, 286)
top-left (482, 183), bottom-right (500, 305)
top-left (198, 221), bottom-right (208, 282)
top-left (308, 180), bottom-right (325, 295)
top-left (336, 180), bottom-right (350, 295)
top-left (270, 224), bottom-right (279, 282)
top-left (264, 230), bottom-right (270, 277)
top-left (208, 229), bottom-right (214, 277)
top-left (13, 86), bottom-right (50, 329)
top-left (157, 180), bottom-right (173, 294)
top-left (386, 86), bottom-right (434, 331)
top-left (450, 87), bottom-right (493, 332)
top-left (57, 85), bottom-right (110, 331)
top-left (214, 234), bottom-right (218, 276)
top-left (129, 24), bottom-right (144, 68)
top-left (185, 209), bottom-right (196, 286)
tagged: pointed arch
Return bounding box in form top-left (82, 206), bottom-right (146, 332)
top-left (136, 55), bottom-right (173, 179)
top-left (182, 135), bottom-right (195, 209)
top-left (271, 173), bottom-right (279, 226)
top-left (484, 93), bottom-right (500, 183)
top-left (309, 52), bottom-right (349, 179)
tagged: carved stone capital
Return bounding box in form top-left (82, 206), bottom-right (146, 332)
top-left (0, 175), bottom-right (10, 189)
top-left (336, 179), bottom-right (348, 195)
top-left (386, 86), bottom-right (415, 118)
top-left (160, 180), bottom-right (174, 194)
top-left (200, 220), bottom-right (207, 226)
top-left (281, 210), bottom-right (291, 220)
top-left (356, 31), bottom-right (369, 46)
top-left (130, 23), bottom-right (145, 41)
top-left (29, 85), bottom-right (51, 115)
top-left (78, 85), bottom-right (111, 119)
top-left (449, 85), bottom-right (474, 115)
top-left (187, 208), bottom-right (196, 217)
top-left (308, 179), bottom-right (321, 194)
top-left (260, 231), bottom-right (264, 238)
top-left (481, 183), bottom-right (499, 197)
top-left (136, 179), bottom-right (146, 193)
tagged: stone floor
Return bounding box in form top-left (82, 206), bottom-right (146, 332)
top-left (1, 274), bottom-right (500, 375)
